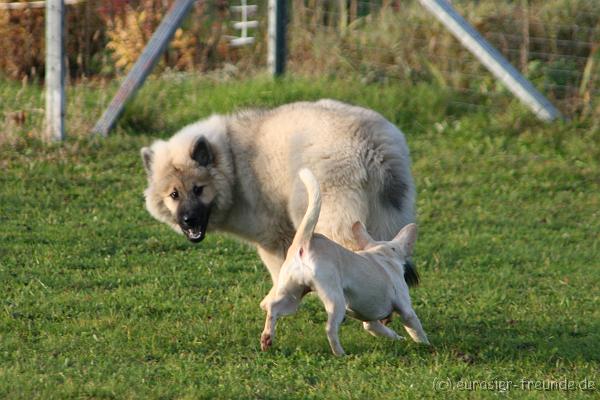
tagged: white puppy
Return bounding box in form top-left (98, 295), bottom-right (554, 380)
top-left (260, 169), bottom-right (429, 356)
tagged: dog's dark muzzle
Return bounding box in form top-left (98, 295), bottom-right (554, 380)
top-left (178, 202), bottom-right (211, 243)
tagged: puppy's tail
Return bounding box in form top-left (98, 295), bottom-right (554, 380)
top-left (289, 169), bottom-right (322, 254)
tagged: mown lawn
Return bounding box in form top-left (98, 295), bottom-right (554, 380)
top-left (1, 75), bottom-right (599, 399)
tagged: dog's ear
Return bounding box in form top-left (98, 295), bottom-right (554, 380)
top-left (352, 221), bottom-right (374, 249)
top-left (141, 147), bottom-right (153, 175)
top-left (191, 136), bottom-right (213, 167)
top-left (394, 223), bottom-right (417, 257)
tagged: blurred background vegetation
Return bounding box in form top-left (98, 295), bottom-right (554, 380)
top-left (0, 0), bottom-right (598, 135)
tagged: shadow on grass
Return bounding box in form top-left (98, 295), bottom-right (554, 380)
top-left (429, 315), bottom-right (600, 366)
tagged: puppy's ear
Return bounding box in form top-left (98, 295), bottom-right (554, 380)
top-left (191, 137), bottom-right (213, 167)
top-left (394, 223), bottom-right (417, 257)
top-left (141, 147), bottom-right (153, 175)
top-left (352, 221), bottom-right (374, 249)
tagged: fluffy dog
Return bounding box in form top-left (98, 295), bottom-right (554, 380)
top-left (260, 169), bottom-right (429, 355)
top-left (140, 100), bottom-right (416, 305)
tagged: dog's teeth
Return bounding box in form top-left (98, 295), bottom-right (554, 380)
top-left (188, 230), bottom-right (202, 239)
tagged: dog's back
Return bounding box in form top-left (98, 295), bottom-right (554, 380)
top-left (227, 100), bottom-right (416, 249)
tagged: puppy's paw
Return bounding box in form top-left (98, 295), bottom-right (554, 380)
top-left (260, 333), bottom-right (272, 351)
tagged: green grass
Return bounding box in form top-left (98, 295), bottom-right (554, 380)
top-left (1, 75), bottom-right (599, 399)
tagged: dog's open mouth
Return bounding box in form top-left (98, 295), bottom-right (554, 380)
top-left (178, 204), bottom-right (211, 243)
top-left (184, 228), bottom-right (205, 242)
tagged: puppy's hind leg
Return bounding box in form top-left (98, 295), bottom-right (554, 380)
top-left (325, 303), bottom-right (346, 356)
top-left (314, 287), bottom-right (347, 356)
top-left (362, 321), bottom-right (405, 340)
top-left (261, 293), bottom-right (302, 351)
top-left (261, 310), bottom-right (278, 351)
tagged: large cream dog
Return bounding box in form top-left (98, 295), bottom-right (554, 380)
top-left (140, 99), bottom-right (416, 304)
top-left (260, 169), bottom-right (429, 355)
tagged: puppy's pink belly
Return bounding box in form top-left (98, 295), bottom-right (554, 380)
top-left (344, 290), bottom-right (392, 321)
top-left (346, 305), bottom-right (392, 322)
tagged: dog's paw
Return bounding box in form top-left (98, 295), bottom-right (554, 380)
top-left (260, 333), bottom-right (272, 351)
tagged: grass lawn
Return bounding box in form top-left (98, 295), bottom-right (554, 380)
top-left (1, 74), bottom-right (599, 399)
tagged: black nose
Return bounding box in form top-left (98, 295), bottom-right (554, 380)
top-left (181, 214), bottom-right (194, 228)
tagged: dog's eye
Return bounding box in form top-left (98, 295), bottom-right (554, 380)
top-left (193, 185), bottom-right (204, 196)
top-left (170, 190), bottom-right (179, 200)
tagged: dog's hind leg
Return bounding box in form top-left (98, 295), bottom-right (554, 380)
top-left (362, 321), bottom-right (405, 340)
top-left (315, 190), bottom-right (369, 251)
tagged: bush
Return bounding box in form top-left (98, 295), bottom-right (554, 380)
top-left (0, 0), bottom-right (107, 80)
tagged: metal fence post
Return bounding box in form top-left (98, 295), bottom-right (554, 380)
top-left (92, 0), bottom-right (195, 136)
top-left (418, 0), bottom-right (562, 122)
top-left (45, 0), bottom-right (65, 141)
top-left (268, 0), bottom-right (287, 77)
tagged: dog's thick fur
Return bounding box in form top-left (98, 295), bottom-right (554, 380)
top-left (141, 99), bottom-right (416, 303)
top-left (260, 169), bottom-right (428, 355)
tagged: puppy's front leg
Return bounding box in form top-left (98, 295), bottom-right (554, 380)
top-left (362, 321), bottom-right (405, 340)
top-left (397, 308), bottom-right (429, 345)
top-left (393, 286), bottom-right (429, 345)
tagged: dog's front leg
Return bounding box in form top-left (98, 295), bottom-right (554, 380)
top-left (257, 246), bottom-right (285, 310)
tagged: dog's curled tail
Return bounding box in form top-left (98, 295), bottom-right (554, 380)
top-left (289, 169), bottom-right (322, 253)
top-left (403, 260), bottom-right (420, 287)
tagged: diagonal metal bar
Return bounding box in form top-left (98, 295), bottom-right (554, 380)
top-left (418, 0), bottom-right (562, 122)
top-left (92, 0), bottom-right (197, 136)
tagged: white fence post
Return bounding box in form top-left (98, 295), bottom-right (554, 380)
top-left (268, 0), bottom-right (287, 77)
top-left (418, 0), bottom-right (562, 122)
top-left (45, 0), bottom-right (65, 141)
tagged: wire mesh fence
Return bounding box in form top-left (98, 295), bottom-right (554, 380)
top-left (0, 0), bottom-right (599, 124)
top-left (286, 0), bottom-right (600, 117)
top-left (0, 0), bottom-right (253, 80)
